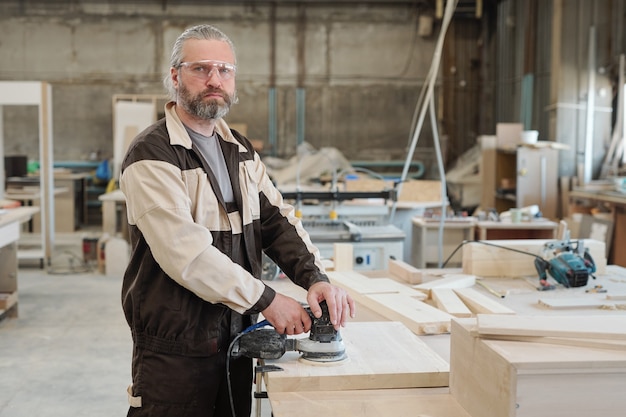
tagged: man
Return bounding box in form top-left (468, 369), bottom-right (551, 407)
top-left (120, 24), bottom-right (355, 417)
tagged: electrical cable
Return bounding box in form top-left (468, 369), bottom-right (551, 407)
top-left (390, 0), bottom-right (458, 224)
top-left (441, 239), bottom-right (547, 269)
top-left (429, 91), bottom-right (448, 268)
top-left (226, 320), bottom-right (273, 417)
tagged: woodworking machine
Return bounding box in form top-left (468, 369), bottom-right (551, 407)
top-left (231, 300), bottom-right (347, 363)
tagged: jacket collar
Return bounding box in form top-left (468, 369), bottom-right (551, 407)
top-left (164, 101), bottom-right (246, 152)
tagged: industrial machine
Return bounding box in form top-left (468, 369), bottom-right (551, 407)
top-left (534, 239), bottom-right (596, 290)
top-left (230, 300), bottom-right (346, 363)
top-left (280, 189), bottom-right (405, 271)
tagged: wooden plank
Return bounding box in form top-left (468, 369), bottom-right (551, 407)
top-left (431, 288), bottom-right (473, 318)
top-left (264, 321), bottom-right (449, 393)
top-left (332, 243), bottom-right (353, 272)
top-left (453, 288), bottom-right (516, 315)
top-left (537, 297), bottom-right (612, 309)
top-left (269, 389), bottom-right (472, 417)
top-left (362, 293), bottom-right (453, 334)
top-left (388, 258), bottom-right (422, 284)
top-left (476, 314), bottom-right (626, 340)
top-left (481, 334), bottom-right (626, 351)
top-left (414, 274), bottom-right (476, 295)
top-left (462, 239), bottom-right (607, 277)
top-left (328, 271), bottom-right (426, 298)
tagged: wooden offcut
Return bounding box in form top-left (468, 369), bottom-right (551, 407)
top-left (388, 258), bottom-right (422, 284)
top-left (264, 321), bottom-right (449, 393)
top-left (431, 288), bottom-right (473, 318)
top-left (453, 288), bottom-right (515, 315)
top-left (327, 271), bottom-right (426, 300)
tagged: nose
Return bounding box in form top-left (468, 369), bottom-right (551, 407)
top-left (205, 67), bottom-right (222, 86)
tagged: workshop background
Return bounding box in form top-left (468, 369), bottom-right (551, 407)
top-left (2, 1), bottom-right (626, 417)
top-left (1, 0), bottom-right (621, 179)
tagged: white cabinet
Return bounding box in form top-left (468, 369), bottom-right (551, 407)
top-left (483, 144), bottom-right (559, 219)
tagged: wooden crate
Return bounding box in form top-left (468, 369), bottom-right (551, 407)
top-left (449, 318), bottom-right (626, 417)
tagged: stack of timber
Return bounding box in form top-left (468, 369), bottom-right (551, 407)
top-left (265, 321), bottom-right (450, 392)
top-left (328, 269), bottom-right (515, 335)
top-left (450, 315), bottom-right (626, 417)
top-left (461, 239), bottom-right (606, 277)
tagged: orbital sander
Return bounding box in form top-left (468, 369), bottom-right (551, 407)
top-left (231, 300), bottom-right (347, 363)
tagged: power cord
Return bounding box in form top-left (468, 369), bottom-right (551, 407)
top-left (226, 320), bottom-right (272, 417)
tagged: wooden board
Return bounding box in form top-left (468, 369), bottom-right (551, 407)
top-left (362, 293), bottom-right (454, 334)
top-left (414, 274), bottom-right (476, 295)
top-left (264, 321), bottom-right (449, 393)
top-left (450, 318), bottom-right (626, 417)
top-left (453, 288), bottom-right (516, 315)
top-left (269, 389), bottom-right (472, 417)
top-left (461, 239), bottom-right (607, 277)
top-left (537, 297), bottom-right (612, 309)
top-left (388, 258), bottom-right (422, 284)
top-left (475, 314), bottom-right (626, 340)
top-left (327, 271), bottom-right (426, 299)
top-left (431, 288), bottom-right (472, 318)
top-left (481, 334), bottom-right (626, 351)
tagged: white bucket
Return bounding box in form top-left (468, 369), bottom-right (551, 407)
top-left (520, 130), bottom-right (539, 144)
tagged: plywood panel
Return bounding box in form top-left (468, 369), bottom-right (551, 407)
top-left (270, 389), bottom-right (472, 417)
top-left (265, 321), bottom-right (449, 393)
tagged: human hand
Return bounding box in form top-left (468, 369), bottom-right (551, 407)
top-left (261, 293), bottom-right (312, 335)
top-left (306, 281), bottom-right (356, 330)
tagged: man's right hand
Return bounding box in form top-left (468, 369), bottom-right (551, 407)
top-left (261, 293), bottom-right (312, 335)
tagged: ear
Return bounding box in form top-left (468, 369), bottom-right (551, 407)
top-left (171, 67), bottom-right (180, 89)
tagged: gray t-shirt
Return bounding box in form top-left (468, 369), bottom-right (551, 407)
top-left (186, 127), bottom-right (234, 203)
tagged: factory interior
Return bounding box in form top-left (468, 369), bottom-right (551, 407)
top-left (1, 0), bottom-right (626, 416)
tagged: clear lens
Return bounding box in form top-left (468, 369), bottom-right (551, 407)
top-left (178, 60), bottom-right (236, 81)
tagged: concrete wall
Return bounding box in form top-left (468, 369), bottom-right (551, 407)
top-left (0, 1), bottom-right (437, 176)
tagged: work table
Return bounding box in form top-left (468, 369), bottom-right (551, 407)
top-left (262, 263), bottom-right (626, 417)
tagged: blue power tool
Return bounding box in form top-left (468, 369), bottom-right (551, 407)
top-left (534, 239), bottom-right (596, 290)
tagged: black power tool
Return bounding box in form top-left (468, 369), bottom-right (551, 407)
top-left (231, 300), bottom-right (347, 363)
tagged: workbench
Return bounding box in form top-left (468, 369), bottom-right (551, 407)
top-left (474, 219), bottom-right (558, 240)
top-left (0, 206), bottom-right (40, 318)
top-left (569, 188), bottom-right (626, 266)
top-left (261, 263), bottom-right (626, 417)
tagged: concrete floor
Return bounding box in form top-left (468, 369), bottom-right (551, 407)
top-left (0, 233), bottom-right (272, 417)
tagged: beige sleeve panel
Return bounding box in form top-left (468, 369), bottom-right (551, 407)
top-left (246, 154), bottom-right (327, 274)
top-left (120, 159), bottom-right (267, 314)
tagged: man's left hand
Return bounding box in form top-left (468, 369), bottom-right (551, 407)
top-left (306, 281), bottom-right (356, 330)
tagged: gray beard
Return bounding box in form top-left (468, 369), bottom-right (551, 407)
top-left (178, 83), bottom-right (235, 120)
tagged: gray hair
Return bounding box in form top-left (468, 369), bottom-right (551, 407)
top-left (163, 24), bottom-right (236, 100)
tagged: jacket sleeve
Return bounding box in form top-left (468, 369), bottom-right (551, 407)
top-left (247, 152), bottom-right (330, 290)
top-left (120, 140), bottom-right (275, 315)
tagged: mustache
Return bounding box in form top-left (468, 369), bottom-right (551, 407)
top-left (200, 88), bottom-right (227, 99)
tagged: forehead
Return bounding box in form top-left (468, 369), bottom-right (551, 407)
top-left (182, 39), bottom-right (235, 64)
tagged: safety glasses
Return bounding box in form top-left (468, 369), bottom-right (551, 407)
top-left (177, 60), bottom-right (237, 81)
